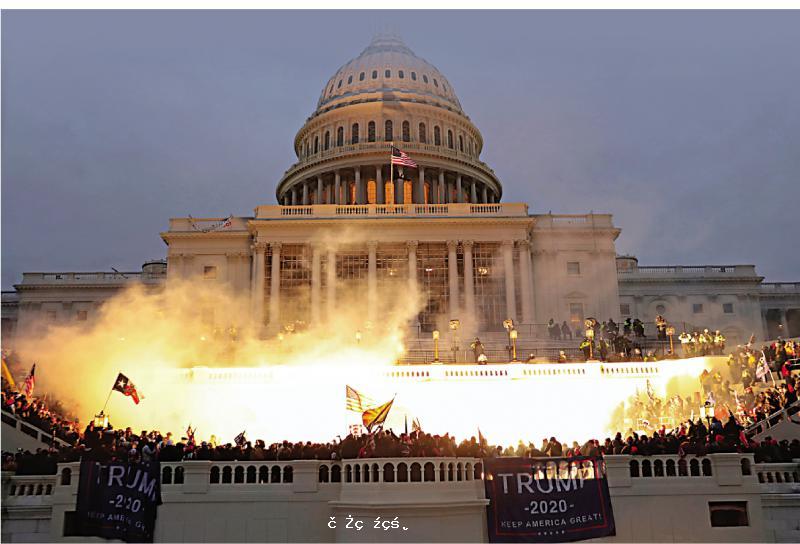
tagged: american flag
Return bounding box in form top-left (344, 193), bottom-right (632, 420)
top-left (390, 146), bottom-right (417, 168)
top-left (22, 363), bottom-right (35, 397)
top-left (345, 385), bottom-right (374, 412)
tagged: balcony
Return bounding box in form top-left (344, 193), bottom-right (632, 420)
top-left (254, 202), bottom-right (528, 220)
top-left (617, 264), bottom-right (761, 279)
top-left (18, 271), bottom-right (165, 286)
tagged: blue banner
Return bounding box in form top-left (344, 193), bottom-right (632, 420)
top-left (75, 459), bottom-right (162, 543)
top-left (484, 457), bottom-right (615, 543)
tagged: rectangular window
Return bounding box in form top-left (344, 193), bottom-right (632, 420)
top-left (76, 310), bottom-right (88, 321)
top-left (203, 265), bottom-right (217, 279)
top-left (620, 304), bottom-right (631, 316)
top-left (709, 501), bottom-right (748, 527)
top-left (723, 303), bottom-right (734, 314)
top-left (693, 303), bottom-right (704, 314)
top-left (567, 261), bottom-right (581, 275)
top-left (46, 310), bottom-right (57, 321)
top-left (569, 303), bottom-right (584, 326)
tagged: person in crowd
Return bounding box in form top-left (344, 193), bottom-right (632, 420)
top-left (561, 321), bottom-right (572, 340)
top-left (470, 337), bottom-right (485, 364)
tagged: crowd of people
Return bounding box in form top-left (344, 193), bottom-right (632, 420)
top-left (2, 388), bottom-right (81, 444)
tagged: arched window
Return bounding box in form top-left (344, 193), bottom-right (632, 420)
top-left (447, 130), bottom-right (454, 149)
top-left (336, 127), bottom-right (344, 147)
top-left (398, 70), bottom-right (404, 79)
top-left (411, 72), bottom-right (417, 81)
top-left (324, 131), bottom-right (330, 151)
top-left (434, 126), bottom-right (441, 146)
top-left (459, 135), bottom-right (464, 152)
top-left (359, 72), bottom-right (365, 81)
top-left (368, 121), bottom-right (376, 142)
top-left (337, 79), bottom-right (342, 89)
top-left (419, 123), bottom-right (427, 144)
top-left (367, 180), bottom-right (376, 204)
top-left (422, 74), bottom-right (429, 83)
top-left (347, 75), bottom-right (352, 84)
top-left (402, 121), bottom-right (410, 142)
top-left (385, 69), bottom-right (391, 78)
top-left (433, 78), bottom-right (438, 87)
top-left (384, 120), bottom-right (393, 141)
top-left (314, 136), bottom-right (319, 154)
top-left (372, 70), bottom-right (378, 79)
top-left (443, 82), bottom-right (447, 92)
top-left (351, 123), bottom-right (359, 144)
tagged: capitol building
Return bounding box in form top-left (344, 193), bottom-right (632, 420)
top-left (2, 34), bottom-right (799, 346)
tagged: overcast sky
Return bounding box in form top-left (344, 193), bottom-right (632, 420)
top-left (2, 10), bottom-right (798, 288)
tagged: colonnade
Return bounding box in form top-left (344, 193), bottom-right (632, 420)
top-left (280, 165), bottom-right (497, 206)
top-left (250, 239), bottom-right (534, 331)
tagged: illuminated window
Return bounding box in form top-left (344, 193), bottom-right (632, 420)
top-left (203, 265), bottom-right (217, 279)
top-left (419, 123), bottom-right (426, 143)
top-left (402, 121), bottom-right (410, 142)
top-left (367, 180), bottom-right (376, 204)
top-left (416, 243), bottom-right (449, 332)
top-left (385, 181), bottom-right (395, 204)
top-left (403, 180), bottom-right (413, 204)
top-left (569, 303), bottom-right (584, 326)
top-left (351, 123), bottom-right (359, 144)
top-left (567, 262), bottom-right (581, 275)
top-left (368, 121), bottom-right (376, 142)
top-left (473, 243), bottom-right (506, 331)
top-left (280, 245), bottom-right (311, 323)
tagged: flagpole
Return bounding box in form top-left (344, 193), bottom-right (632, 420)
top-left (389, 145), bottom-right (394, 204)
top-left (101, 387), bottom-right (114, 414)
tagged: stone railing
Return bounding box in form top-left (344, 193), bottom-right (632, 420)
top-left (19, 271), bottom-right (164, 285)
top-left (1, 411), bottom-right (72, 448)
top-left (253, 202), bottom-right (527, 219)
top-left (167, 216), bottom-right (251, 233)
top-left (1, 474), bottom-right (56, 507)
top-left (617, 264), bottom-right (759, 277)
top-left (754, 462), bottom-right (800, 493)
top-left (760, 282), bottom-right (800, 294)
top-left (533, 213), bottom-right (615, 229)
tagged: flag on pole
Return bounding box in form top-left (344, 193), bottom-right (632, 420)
top-left (412, 417), bottom-right (422, 433)
top-left (404, 414), bottom-right (408, 435)
top-left (362, 397), bottom-right (394, 432)
top-left (646, 379), bottom-right (656, 402)
top-left (234, 431), bottom-right (247, 446)
top-left (22, 363), bottom-right (36, 397)
top-left (345, 385), bottom-right (375, 412)
top-left (1, 353), bottom-right (15, 389)
top-left (112, 373), bottom-right (143, 404)
top-left (756, 352), bottom-right (771, 383)
top-left (390, 146), bottom-right (418, 168)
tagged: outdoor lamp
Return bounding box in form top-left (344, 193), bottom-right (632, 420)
top-left (509, 329), bottom-right (518, 362)
top-left (432, 330), bottom-right (440, 363)
top-left (449, 319), bottom-right (460, 330)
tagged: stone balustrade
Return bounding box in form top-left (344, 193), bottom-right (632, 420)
top-left (253, 202), bottom-right (525, 220)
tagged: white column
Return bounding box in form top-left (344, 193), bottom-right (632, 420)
top-left (291, 187), bottom-right (297, 206)
top-left (253, 243), bottom-right (266, 328)
top-left (503, 240), bottom-right (517, 322)
top-left (334, 171), bottom-right (340, 205)
top-left (326, 248), bottom-right (337, 320)
top-left (316, 176), bottom-right (323, 204)
top-left (407, 240), bottom-right (418, 295)
top-left (447, 240), bottom-right (460, 317)
top-left (470, 180), bottom-right (477, 203)
top-left (311, 244), bottom-right (321, 323)
top-left (368, 241), bottom-right (377, 321)
top-left (417, 166), bottom-right (425, 204)
top-left (456, 175), bottom-right (463, 203)
top-left (302, 182), bottom-right (309, 205)
top-left (396, 174), bottom-right (404, 204)
top-left (439, 171), bottom-right (445, 204)
top-left (481, 185), bottom-right (488, 204)
top-left (463, 240), bottom-right (475, 318)
top-left (518, 240), bottom-right (534, 323)
top-left (376, 166), bottom-right (384, 205)
top-left (268, 242), bottom-right (282, 329)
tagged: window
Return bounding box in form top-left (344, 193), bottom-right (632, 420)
top-left (359, 72), bottom-right (365, 81)
top-left (402, 121), bottom-right (410, 142)
top-left (46, 310), bottom-right (57, 321)
top-left (443, 83), bottom-right (447, 92)
top-left (620, 304), bottom-right (631, 316)
top-left (372, 70), bottom-right (378, 79)
top-left (709, 502), bottom-right (748, 527)
top-left (422, 74), bottom-right (429, 83)
top-left (459, 135), bottom-right (464, 152)
top-left (433, 78), bottom-right (438, 87)
top-left (368, 121), bottom-right (376, 142)
top-left (336, 126), bottom-right (344, 147)
top-left (76, 310), bottom-right (88, 321)
top-left (384, 120), bottom-right (393, 141)
top-left (419, 123), bottom-right (426, 143)
top-left (434, 126), bottom-right (441, 146)
top-left (347, 75), bottom-right (352, 84)
top-left (656, 304), bottom-right (666, 314)
top-left (351, 123), bottom-right (359, 144)
top-left (203, 265), bottom-right (217, 279)
top-left (398, 70), bottom-right (404, 79)
top-left (337, 79), bottom-right (342, 88)
top-left (567, 261), bottom-right (581, 275)
top-left (324, 131), bottom-right (330, 150)
top-left (447, 130), bottom-right (454, 149)
top-left (569, 303), bottom-right (584, 326)
top-left (411, 71), bottom-right (417, 81)
top-left (385, 69), bottom-right (391, 78)
top-left (314, 136), bottom-right (319, 154)
top-left (723, 303), bottom-right (734, 314)
top-left (693, 303), bottom-right (704, 314)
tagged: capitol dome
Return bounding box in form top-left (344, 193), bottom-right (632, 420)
top-left (276, 34), bottom-right (502, 207)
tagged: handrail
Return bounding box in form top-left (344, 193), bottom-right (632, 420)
top-left (1, 411), bottom-right (72, 448)
top-left (744, 399), bottom-right (800, 438)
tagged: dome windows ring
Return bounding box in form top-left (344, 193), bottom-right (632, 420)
top-left (411, 72), bottom-right (417, 81)
top-left (347, 75), bottom-right (353, 84)
top-left (359, 72), bottom-right (365, 81)
top-left (372, 70), bottom-right (378, 79)
top-left (422, 74), bottom-right (429, 84)
top-left (384, 120), bottom-right (393, 142)
top-left (337, 80), bottom-right (342, 88)
top-left (398, 70), bottom-right (404, 79)
top-left (351, 123), bottom-right (359, 144)
top-left (433, 78), bottom-right (438, 87)
top-left (368, 121), bottom-right (376, 142)
top-left (385, 69), bottom-right (391, 78)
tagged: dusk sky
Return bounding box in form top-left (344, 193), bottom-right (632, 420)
top-left (2, 10), bottom-right (798, 289)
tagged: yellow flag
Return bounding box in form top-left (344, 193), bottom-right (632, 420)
top-left (1, 355), bottom-right (15, 389)
top-left (362, 398), bottom-right (394, 432)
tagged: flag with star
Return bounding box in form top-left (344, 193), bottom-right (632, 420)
top-left (112, 373), bottom-right (143, 405)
